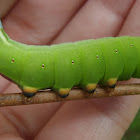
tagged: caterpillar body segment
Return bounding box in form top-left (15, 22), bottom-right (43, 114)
top-left (0, 28), bottom-right (140, 98)
top-left (131, 37), bottom-right (140, 78)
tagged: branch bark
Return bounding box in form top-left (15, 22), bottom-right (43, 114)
top-left (0, 84), bottom-right (140, 107)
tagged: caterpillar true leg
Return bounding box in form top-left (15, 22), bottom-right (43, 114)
top-left (85, 83), bottom-right (97, 94)
top-left (23, 92), bottom-right (36, 98)
top-left (107, 78), bottom-right (117, 88)
top-left (53, 88), bottom-right (71, 98)
top-left (22, 87), bottom-right (38, 97)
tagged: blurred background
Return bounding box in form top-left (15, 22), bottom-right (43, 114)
top-left (122, 109), bottom-right (140, 140)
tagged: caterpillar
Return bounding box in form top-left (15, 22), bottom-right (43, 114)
top-left (0, 20), bottom-right (140, 98)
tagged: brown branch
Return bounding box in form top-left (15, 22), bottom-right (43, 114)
top-left (0, 84), bottom-right (140, 107)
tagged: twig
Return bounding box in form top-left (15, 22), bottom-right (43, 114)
top-left (0, 84), bottom-right (140, 107)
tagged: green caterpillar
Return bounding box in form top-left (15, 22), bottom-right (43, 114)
top-left (0, 20), bottom-right (140, 98)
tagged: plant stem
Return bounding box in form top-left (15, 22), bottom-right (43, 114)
top-left (0, 84), bottom-right (140, 107)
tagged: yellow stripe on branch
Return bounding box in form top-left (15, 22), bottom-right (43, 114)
top-left (0, 84), bottom-right (140, 107)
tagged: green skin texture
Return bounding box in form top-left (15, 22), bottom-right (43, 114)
top-left (0, 28), bottom-right (140, 97)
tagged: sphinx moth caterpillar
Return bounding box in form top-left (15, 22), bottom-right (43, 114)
top-left (0, 20), bottom-right (140, 98)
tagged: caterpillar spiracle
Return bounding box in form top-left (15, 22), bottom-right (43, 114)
top-left (0, 20), bottom-right (140, 98)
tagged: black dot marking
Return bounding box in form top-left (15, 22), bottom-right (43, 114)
top-left (23, 92), bottom-right (36, 97)
top-left (108, 83), bottom-right (116, 88)
top-left (86, 89), bottom-right (95, 94)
